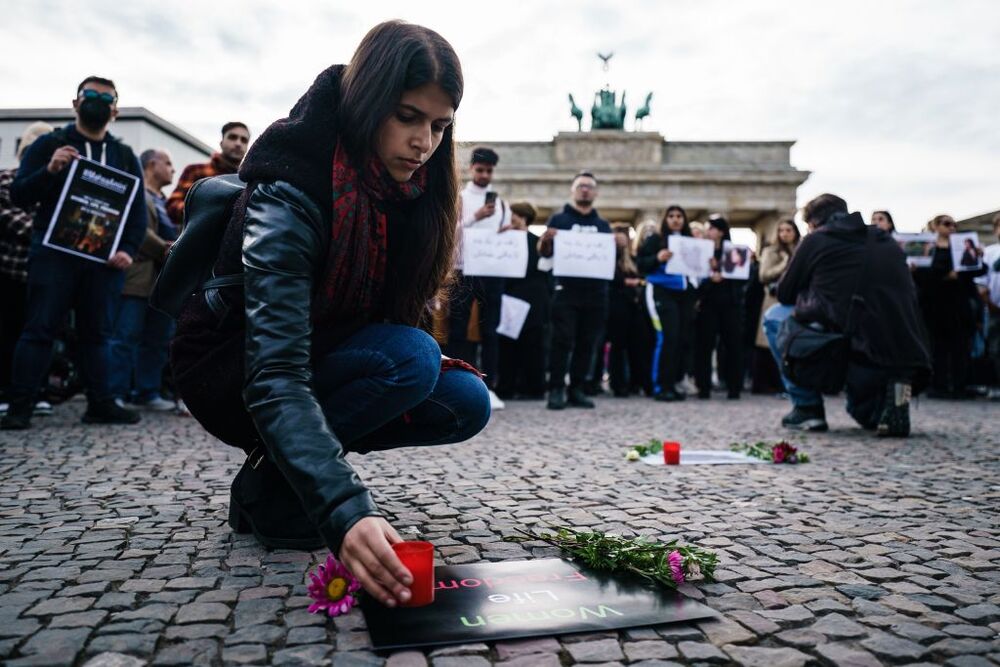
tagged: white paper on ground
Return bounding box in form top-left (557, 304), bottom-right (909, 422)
top-left (639, 450), bottom-right (769, 466)
top-left (496, 294), bottom-right (531, 340)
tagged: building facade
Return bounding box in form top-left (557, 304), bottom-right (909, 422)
top-left (0, 107), bottom-right (213, 187)
top-left (458, 131), bottom-right (810, 248)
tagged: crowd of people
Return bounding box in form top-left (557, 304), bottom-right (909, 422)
top-left (1, 20), bottom-right (997, 605)
top-left (1, 74), bottom-right (998, 439)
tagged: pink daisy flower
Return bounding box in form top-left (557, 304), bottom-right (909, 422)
top-left (668, 550), bottom-right (685, 584)
top-left (307, 554), bottom-right (361, 617)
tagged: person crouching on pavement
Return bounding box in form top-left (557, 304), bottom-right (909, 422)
top-left (762, 193), bottom-right (931, 436)
top-left (168, 21), bottom-right (490, 608)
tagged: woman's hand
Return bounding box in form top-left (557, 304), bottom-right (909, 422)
top-left (656, 248), bottom-right (672, 262)
top-left (339, 517), bottom-right (412, 607)
top-left (624, 277), bottom-right (641, 287)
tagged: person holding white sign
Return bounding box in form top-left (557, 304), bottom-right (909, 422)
top-left (694, 216), bottom-right (744, 400)
top-left (2, 76), bottom-right (147, 430)
top-left (537, 172), bottom-right (613, 410)
top-left (447, 147), bottom-right (512, 410)
top-left (913, 214), bottom-right (985, 398)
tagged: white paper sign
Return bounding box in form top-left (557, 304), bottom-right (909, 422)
top-left (462, 228), bottom-right (529, 278)
top-left (552, 231), bottom-right (615, 280)
top-left (640, 450), bottom-right (768, 466)
top-left (720, 241), bottom-right (751, 280)
top-left (950, 231), bottom-right (982, 272)
top-left (496, 295), bottom-right (531, 340)
top-left (665, 236), bottom-right (715, 278)
top-left (893, 233), bottom-right (936, 267)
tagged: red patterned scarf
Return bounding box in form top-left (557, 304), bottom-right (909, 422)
top-left (315, 144), bottom-right (426, 327)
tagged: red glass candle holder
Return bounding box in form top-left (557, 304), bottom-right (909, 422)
top-left (392, 541), bottom-right (435, 607)
top-left (663, 441), bottom-right (681, 465)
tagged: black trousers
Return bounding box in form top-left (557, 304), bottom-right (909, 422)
top-left (647, 287), bottom-right (690, 395)
top-left (0, 274), bottom-right (28, 398)
top-left (548, 288), bottom-right (609, 390)
top-left (695, 299), bottom-right (743, 396)
top-left (445, 273), bottom-right (504, 388)
top-left (495, 325), bottom-right (546, 398)
top-left (606, 292), bottom-right (642, 394)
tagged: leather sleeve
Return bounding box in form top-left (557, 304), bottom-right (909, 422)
top-left (241, 181), bottom-right (381, 555)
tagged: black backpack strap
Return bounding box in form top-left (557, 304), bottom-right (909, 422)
top-left (201, 275), bottom-right (243, 290)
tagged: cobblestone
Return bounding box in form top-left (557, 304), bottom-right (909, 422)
top-left (0, 395), bottom-right (996, 664)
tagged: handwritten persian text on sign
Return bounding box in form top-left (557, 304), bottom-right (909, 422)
top-left (462, 229), bottom-right (529, 278)
top-left (552, 232), bottom-right (615, 280)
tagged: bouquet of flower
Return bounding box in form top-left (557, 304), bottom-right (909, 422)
top-left (730, 440), bottom-right (809, 464)
top-left (507, 525), bottom-right (717, 588)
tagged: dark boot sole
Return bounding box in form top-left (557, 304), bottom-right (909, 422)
top-left (783, 420), bottom-right (829, 432)
top-left (228, 499), bottom-right (324, 551)
top-left (877, 405), bottom-right (910, 437)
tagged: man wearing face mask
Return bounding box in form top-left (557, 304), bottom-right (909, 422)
top-left (166, 122), bottom-right (250, 228)
top-left (1, 76), bottom-right (147, 430)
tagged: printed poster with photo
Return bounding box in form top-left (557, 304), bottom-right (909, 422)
top-left (665, 235), bottom-right (714, 278)
top-left (893, 233), bottom-right (936, 267)
top-left (720, 241), bottom-right (751, 280)
top-left (950, 231), bottom-right (982, 272)
top-left (462, 228), bottom-right (529, 278)
top-left (42, 157), bottom-right (140, 263)
top-left (552, 231), bottom-right (616, 280)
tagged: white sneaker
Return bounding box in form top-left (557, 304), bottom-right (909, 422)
top-left (175, 399), bottom-right (191, 416)
top-left (137, 396), bottom-right (177, 411)
top-left (988, 387), bottom-right (1000, 401)
top-left (34, 400), bottom-right (54, 416)
top-left (0, 402), bottom-right (8, 416)
top-left (488, 389), bottom-right (505, 410)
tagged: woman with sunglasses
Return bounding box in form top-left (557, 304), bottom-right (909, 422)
top-left (168, 21), bottom-right (490, 608)
top-left (914, 214), bottom-right (985, 398)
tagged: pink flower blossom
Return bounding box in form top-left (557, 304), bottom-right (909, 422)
top-left (668, 550), bottom-right (685, 584)
top-left (772, 441), bottom-right (797, 464)
top-left (307, 554), bottom-right (361, 617)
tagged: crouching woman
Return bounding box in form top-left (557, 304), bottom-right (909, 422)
top-left (167, 21), bottom-right (490, 607)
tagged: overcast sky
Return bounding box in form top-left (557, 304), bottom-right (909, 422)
top-left (3, 0), bottom-right (997, 231)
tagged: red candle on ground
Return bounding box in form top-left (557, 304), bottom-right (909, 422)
top-left (663, 441), bottom-right (681, 465)
top-left (392, 541), bottom-right (435, 607)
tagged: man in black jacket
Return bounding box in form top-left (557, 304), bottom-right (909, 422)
top-left (763, 193), bottom-right (931, 436)
top-left (1, 76), bottom-right (146, 429)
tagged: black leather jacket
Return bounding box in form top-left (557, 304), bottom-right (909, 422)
top-left (170, 179), bottom-right (381, 555)
top-left (244, 181), bottom-right (381, 554)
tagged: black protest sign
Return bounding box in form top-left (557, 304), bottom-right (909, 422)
top-left (42, 157), bottom-right (140, 263)
top-left (360, 558), bottom-right (716, 651)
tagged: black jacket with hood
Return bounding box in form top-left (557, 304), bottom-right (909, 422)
top-left (777, 211), bottom-right (931, 382)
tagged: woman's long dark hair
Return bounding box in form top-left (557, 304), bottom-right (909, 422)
top-left (339, 20), bottom-right (464, 326)
top-left (659, 204), bottom-right (692, 243)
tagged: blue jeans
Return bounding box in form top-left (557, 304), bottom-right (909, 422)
top-left (313, 323), bottom-right (491, 452)
top-left (10, 245), bottom-right (124, 403)
top-left (762, 303), bottom-right (822, 408)
top-left (109, 296), bottom-right (174, 402)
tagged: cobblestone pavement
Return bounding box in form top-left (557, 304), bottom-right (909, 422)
top-left (1, 392), bottom-right (998, 666)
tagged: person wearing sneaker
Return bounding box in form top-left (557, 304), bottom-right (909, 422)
top-left (538, 172), bottom-right (613, 410)
top-left (108, 148), bottom-right (178, 412)
top-left (1, 76), bottom-right (146, 430)
top-left (164, 23), bottom-right (490, 609)
top-left (763, 194), bottom-right (931, 437)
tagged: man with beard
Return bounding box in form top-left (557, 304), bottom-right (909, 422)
top-left (166, 121), bottom-right (250, 228)
top-left (538, 171), bottom-right (613, 409)
top-left (2, 76), bottom-right (147, 429)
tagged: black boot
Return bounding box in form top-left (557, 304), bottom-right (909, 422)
top-left (876, 382), bottom-right (911, 438)
top-left (547, 388), bottom-right (567, 410)
top-left (567, 387), bottom-right (595, 409)
top-left (82, 398), bottom-right (141, 425)
top-left (229, 449), bottom-right (324, 551)
top-left (0, 399), bottom-right (34, 430)
top-left (781, 404), bottom-right (828, 432)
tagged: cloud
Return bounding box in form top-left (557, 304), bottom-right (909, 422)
top-left (2, 0), bottom-right (997, 227)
